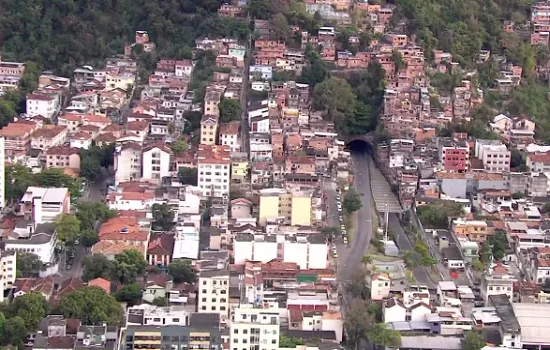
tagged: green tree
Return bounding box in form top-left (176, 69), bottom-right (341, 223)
top-left (487, 230), bottom-right (508, 260)
top-left (298, 48), bottom-right (331, 87)
top-left (270, 13), bottom-right (291, 42)
top-left (36, 168), bottom-right (81, 198)
top-left (79, 156), bottom-right (102, 181)
top-left (178, 167), bottom-right (198, 186)
top-left (171, 139), bottom-right (188, 155)
top-left (167, 259), bottom-right (197, 284)
top-left (344, 299), bottom-right (375, 349)
top-left (82, 254), bottom-right (115, 282)
top-left (219, 99), bottom-right (242, 123)
top-left (152, 297), bottom-right (169, 306)
top-left (347, 269), bottom-right (370, 300)
top-left (417, 201), bottom-right (464, 228)
top-left (392, 50), bottom-right (406, 71)
top-left (16, 252), bottom-right (42, 277)
top-left (312, 77), bottom-right (356, 126)
top-left (114, 283), bottom-right (143, 305)
top-left (59, 287), bottom-right (123, 325)
top-left (471, 258), bottom-right (486, 272)
top-left (461, 331), bottom-right (486, 350)
top-left (114, 250), bottom-right (147, 284)
top-left (10, 292), bottom-right (48, 330)
top-left (367, 323), bottom-right (401, 348)
top-left (152, 203), bottom-right (175, 231)
top-left (80, 229), bottom-right (99, 248)
top-left (3, 316), bottom-right (27, 348)
top-left (76, 201), bottom-right (116, 231)
top-left (343, 188), bottom-right (362, 213)
top-left (5, 164), bottom-right (35, 203)
top-left (56, 214), bottom-right (81, 245)
top-left (278, 335), bottom-right (305, 348)
top-left (320, 226), bottom-right (340, 242)
top-left (361, 255), bottom-right (373, 265)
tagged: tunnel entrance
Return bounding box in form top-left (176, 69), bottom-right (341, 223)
top-left (346, 139), bottom-right (373, 155)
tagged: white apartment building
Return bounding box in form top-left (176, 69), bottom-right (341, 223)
top-left (198, 270), bottom-right (230, 324)
top-left (26, 93), bottom-right (59, 119)
top-left (0, 137), bottom-right (5, 208)
top-left (219, 121), bottom-right (240, 153)
top-left (233, 234), bottom-right (328, 270)
top-left (230, 307), bottom-right (280, 350)
top-left (197, 145), bottom-right (231, 199)
top-left (126, 304), bottom-right (191, 327)
top-left (142, 143), bottom-right (172, 183)
top-left (0, 251), bottom-right (16, 303)
top-left (481, 267), bottom-right (516, 305)
top-left (114, 142), bottom-right (142, 185)
top-left (475, 140), bottom-right (511, 172)
top-left (20, 187), bottom-right (70, 223)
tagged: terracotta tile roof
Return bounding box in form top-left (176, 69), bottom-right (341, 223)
top-left (31, 125), bottom-right (67, 138)
top-left (0, 122), bottom-right (36, 137)
top-left (148, 233), bottom-right (175, 256)
top-left (91, 241), bottom-right (146, 256)
top-left (72, 131), bottom-right (92, 140)
top-left (59, 114), bottom-right (83, 122)
top-left (95, 132), bottom-right (117, 143)
top-left (88, 277), bottom-right (111, 294)
top-left (98, 215), bottom-right (149, 241)
top-left (219, 121), bottom-right (240, 135)
top-left (84, 114), bottom-right (110, 124)
top-left (197, 144), bottom-right (231, 164)
top-left (289, 309), bottom-right (304, 322)
top-left (286, 155), bottom-right (315, 165)
top-left (56, 277), bottom-right (84, 298)
top-left (286, 134), bottom-right (302, 147)
top-left (103, 124), bottom-right (124, 132)
top-left (230, 198), bottom-right (252, 206)
top-left (143, 141), bottom-right (172, 154)
top-left (127, 120), bottom-right (149, 131)
top-left (45, 336), bottom-right (75, 348)
top-left (108, 191), bottom-right (154, 202)
top-left (46, 146), bottom-right (80, 156)
top-left (27, 93), bottom-right (55, 101)
top-left (201, 114), bottom-right (219, 124)
top-left (146, 273), bottom-right (171, 288)
top-left (80, 124), bottom-right (100, 132)
top-left (529, 152), bottom-right (550, 164)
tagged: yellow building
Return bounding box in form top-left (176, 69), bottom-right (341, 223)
top-left (200, 114), bottom-right (219, 145)
top-left (452, 218), bottom-right (490, 242)
top-left (291, 192), bottom-right (312, 226)
top-left (105, 73), bottom-right (135, 91)
top-left (231, 153), bottom-right (249, 183)
top-left (204, 90), bottom-right (221, 117)
top-left (259, 188), bottom-right (312, 226)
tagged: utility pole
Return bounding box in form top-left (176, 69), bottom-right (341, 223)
top-left (384, 193), bottom-right (389, 241)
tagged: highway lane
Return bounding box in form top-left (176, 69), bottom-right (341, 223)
top-left (388, 213), bottom-right (437, 288)
top-left (338, 150), bottom-right (373, 283)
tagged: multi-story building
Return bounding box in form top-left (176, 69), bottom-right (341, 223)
top-left (26, 93), bottom-right (59, 120)
top-left (481, 263), bottom-right (516, 305)
top-left (0, 60), bottom-right (25, 93)
top-left (204, 91), bottom-right (222, 117)
top-left (198, 270), bottom-right (230, 324)
top-left (438, 138), bottom-right (469, 172)
top-left (475, 140), bottom-right (511, 172)
top-left (451, 219), bottom-right (491, 243)
top-left (219, 121), bottom-right (240, 152)
top-left (197, 145), bottom-right (231, 199)
top-left (0, 121), bottom-right (37, 159)
top-left (123, 315), bottom-right (222, 350)
top-left (200, 114), bottom-right (219, 145)
top-left (20, 187), bottom-right (71, 223)
top-left (230, 307), bottom-right (280, 350)
top-left (114, 142), bottom-right (142, 185)
top-left (258, 188), bottom-right (312, 226)
top-left (142, 143), bottom-right (172, 183)
top-left (45, 146), bottom-right (81, 171)
top-left (30, 125), bottom-right (68, 151)
top-left (0, 251), bottom-right (16, 303)
top-left (126, 305), bottom-right (192, 327)
top-left (527, 152), bottom-right (550, 172)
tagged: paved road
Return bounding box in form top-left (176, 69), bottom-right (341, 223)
top-left (338, 151), bottom-right (373, 284)
top-left (240, 30), bottom-right (251, 155)
top-left (388, 213), bottom-right (437, 289)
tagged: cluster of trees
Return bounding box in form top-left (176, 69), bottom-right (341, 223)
top-left (343, 188), bottom-right (362, 213)
top-left (5, 165), bottom-right (82, 204)
top-left (0, 0), bottom-right (249, 76)
top-left (480, 229), bottom-right (509, 262)
top-left (416, 201), bottom-right (465, 228)
top-left (152, 203), bottom-right (175, 231)
top-left (60, 286), bottom-right (123, 325)
top-left (309, 59), bottom-right (386, 135)
top-left (82, 252), bottom-right (195, 305)
top-left (56, 201), bottom-right (116, 247)
top-left (402, 241), bottom-right (437, 270)
top-left (178, 167), bottom-right (198, 186)
top-left (219, 99), bottom-right (242, 123)
top-left (0, 292), bottom-right (49, 348)
top-left (79, 144), bottom-right (115, 182)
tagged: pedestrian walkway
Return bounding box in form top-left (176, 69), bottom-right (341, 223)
top-left (367, 158), bottom-right (402, 213)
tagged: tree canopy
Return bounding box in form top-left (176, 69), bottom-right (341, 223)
top-left (167, 259), bottom-right (197, 284)
top-left (219, 99), bottom-right (242, 123)
top-left (16, 252), bottom-right (42, 277)
top-left (9, 292), bottom-right (48, 330)
top-left (152, 203), bottom-right (175, 231)
top-left (59, 287), bottom-right (123, 325)
top-left (343, 188), bottom-right (363, 213)
top-left (56, 214), bottom-right (81, 245)
top-left (178, 167), bottom-right (198, 186)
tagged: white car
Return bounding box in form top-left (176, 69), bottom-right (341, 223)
top-left (336, 195), bottom-right (341, 201)
top-left (343, 237), bottom-right (348, 244)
